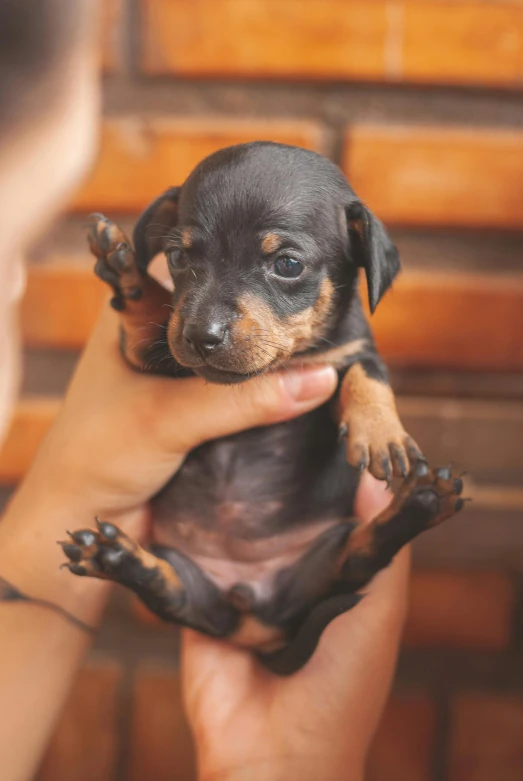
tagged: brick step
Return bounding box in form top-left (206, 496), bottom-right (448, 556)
top-left (70, 118), bottom-right (324, 213)
top-left (140, 0), bottom-right (523, 89)
top-left (2, 394), bottom-right (522, 485)
top-left (412, 501), bottom-right (523, 573)
top-left (345, 125), bottom-right (523, 229)
top-left (70, 119), bottom-right (523, 231)
top-left (21, 262), bottom-right (523, 370)
top-left (448, 694), bottom-right (523, 781)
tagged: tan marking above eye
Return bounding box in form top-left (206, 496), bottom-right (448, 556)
top-left (181, 227), bottom-right (192, 249)
top-left (261, 232), bottom-right (283, 254)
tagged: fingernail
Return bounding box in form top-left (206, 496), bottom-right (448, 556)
top-left (282, 365), bottom-right (337, 402)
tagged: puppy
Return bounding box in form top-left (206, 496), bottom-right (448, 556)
top-left (61, 142), bottom-right (465, 674)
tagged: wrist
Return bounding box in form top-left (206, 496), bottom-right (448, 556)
top-left (0, 484), bottom-right (112, 625)
top-left (198, 755), bottom-right (364, 781)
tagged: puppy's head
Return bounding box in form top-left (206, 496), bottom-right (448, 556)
top-left (134, 142), bottom-right (399, 384)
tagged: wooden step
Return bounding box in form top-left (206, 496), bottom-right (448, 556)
top-left (140, 0), bottom-right (523, 89)
top-left (345, 125), bottom-right (523, 229)
top-left (21, 263), bottom-right (523, 370)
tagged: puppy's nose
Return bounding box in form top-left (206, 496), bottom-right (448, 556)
top-left (183, 321), bottom-right (227, 354)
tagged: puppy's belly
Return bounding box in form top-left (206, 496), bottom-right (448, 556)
top-left (150, 406), bottom-right (359, 601)
top-left (152, 516), bottom-right (343, 601)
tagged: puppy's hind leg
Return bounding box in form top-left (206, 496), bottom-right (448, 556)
top-left (337, 462), bottom-right (467, 592)
top-left (60, 519), bottom-right (239, 638)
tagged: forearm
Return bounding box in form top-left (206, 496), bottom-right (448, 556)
top-left (0, 481), bottom-right (114, 781)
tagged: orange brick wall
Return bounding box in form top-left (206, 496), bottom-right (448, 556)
top-left (0, 1), bottom-right (520, 779)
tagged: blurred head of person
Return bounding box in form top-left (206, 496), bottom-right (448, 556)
top-left (0, 0), bottom-right (100, 443)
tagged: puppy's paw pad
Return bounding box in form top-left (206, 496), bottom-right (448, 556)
top-left (87, 215), bottom-right (143, 309)
top-left (400, 465), bottom-right (468, 527)
top-left (59, 519), bottom-right (139, 580)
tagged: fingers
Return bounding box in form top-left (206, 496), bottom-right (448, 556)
top-left (181, 628), bottom-right (261, 726)
top-left (304, 474), bottom-right (410, 694)
top-left (89, 304), bottom-right (338, 455)
top-left (353, 470), bottom-right (393, 524)
top-left (148, 365), bottom-right (338, 452)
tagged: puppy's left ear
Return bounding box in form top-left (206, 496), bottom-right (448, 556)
top-left (133, 186), bottom-right (181, 274)
top-left (346, 201), bottom-right (400, 314)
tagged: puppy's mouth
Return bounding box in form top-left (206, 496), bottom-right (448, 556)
top-left (193, 364), bottom-right (269, 385)
top-left (169, 344), bottom-right (278, 385)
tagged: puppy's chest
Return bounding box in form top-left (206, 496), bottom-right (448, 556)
top-left (150, 403), bottom-right (358, 569)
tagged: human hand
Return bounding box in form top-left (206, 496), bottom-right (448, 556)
top-left (182, 474), bottom-right (409, 781)
top-left (8, 302), bottom-right (338, 539)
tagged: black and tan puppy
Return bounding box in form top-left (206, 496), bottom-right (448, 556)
top-left (61, 142), bottom-right (465, 674)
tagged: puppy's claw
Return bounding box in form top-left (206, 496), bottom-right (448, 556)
top-left (414, 460), bottom-right (429, 478)
top-left (59, 542), bottom-right (83, 562)
top-left (436, 466), bottom-right (451, 481)
top-left (69, 529), bottom-right (97, 547)
top-left (68, 564), bottom-right (88, 576)
top-left (405, 437), bottom-right (424, 464)
top-left (452, 477), bottom-right (464, 494)
top-left (382, 458), bottom-right (392, 487)
top-left (95, 518), bottom-right (118, 540)
top-left (389, 442), bottom-right (408, 478)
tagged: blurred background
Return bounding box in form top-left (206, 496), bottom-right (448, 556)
top-left (1, 0), bottom-right (523, 778)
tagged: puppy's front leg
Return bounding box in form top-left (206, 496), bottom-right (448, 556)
top-left (339, 350), bottom-right (424, 482)
top-left (88, 214), bottom-right (173, 373)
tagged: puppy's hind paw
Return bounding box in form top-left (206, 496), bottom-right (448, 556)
top-left (391, 462), bottom-right (468, 528)
top-left (59, 518), bottom-right (141, 581)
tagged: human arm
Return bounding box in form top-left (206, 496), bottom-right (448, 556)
top-left (0, 304), bottom-right (337, 781)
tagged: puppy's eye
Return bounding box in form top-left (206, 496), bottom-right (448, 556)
top-left (166, 247), bottom-right (184, 269)
top-left (273, 256), bottom-right (304, 279)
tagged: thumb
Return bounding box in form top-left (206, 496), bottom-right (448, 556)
top-left (145, 363), bottom-right (338, 453)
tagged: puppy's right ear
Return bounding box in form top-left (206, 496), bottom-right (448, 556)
top-left (133, 186), bottom-right (181, 274)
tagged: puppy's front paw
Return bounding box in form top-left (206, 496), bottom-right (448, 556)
top-left (340, 414), bottom-right (424, 483)
top-left (87, 214), bottom-right (143, 311)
